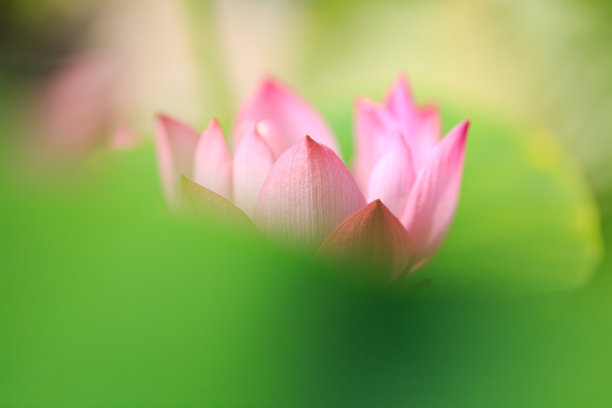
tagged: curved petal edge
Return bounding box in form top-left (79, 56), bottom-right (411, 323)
top-left (401, 120), bottom-right (470, 270)
top-left (155, 114), bottom-right (199, 206)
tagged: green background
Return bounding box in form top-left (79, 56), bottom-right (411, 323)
top-left (1, 0), bottom-right (612, 406)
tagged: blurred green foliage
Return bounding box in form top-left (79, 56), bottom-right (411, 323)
top-left (0, 101), bottom-right (608, 406)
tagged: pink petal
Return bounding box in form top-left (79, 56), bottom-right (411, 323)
top-left (384, 76), bottom-right (440, 169)
top-left (353, 98), bottom-right (399, 192)
top-left (416, 106), bottom-right (441, 158)
top-left (384, 75), bottom-right (418, 131)
top-left (318, 200), bottom-right (413, 280)
top-left (179, 175), bottom-right (256, 230)
top-left (366, 133), bottom-right (415, 218)
top-left (401, 120), bottom-right (470, 270)
top-left (232, 122), bottom-right (276, 216)
top-left (155, 114), bottom-right (199, 206)
top-left (193, 118), bottom-right (233, 201)
top-left (233, 78), bottom-right (339, 158)
top-left (253, 136), bottom-right (366, 249)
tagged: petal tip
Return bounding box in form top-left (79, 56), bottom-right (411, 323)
top-left (384, 74), bottom-right (415, 112)
top-left (205, 117), bottom-right (223, 133)
top-left (420, 105), bottom-right (440, 116)
top-left (394, 73), bottom-right (409, 85)
top-left (367, 199), bottom-right (399, 222)
top-left (156, 113), bottom-right (178, 126)
top-left (455, 120), bottom-right (470, 142)
top-left (155, 113), bottom-right (198, 137)
top-left (155, 113), bottom-right (175, 128)
top-left (300, 134), bottom-right (324, 151)
top-left (356, 97), bottom-right (383, 111)
top-left (259, 76), bottom-right (285, 95)
top-left (301, 134), bottom-right (335, 155)
top-left (390, 74), bottom-right (411, 93)
top-left (356, 97), bottom-right (374, 107)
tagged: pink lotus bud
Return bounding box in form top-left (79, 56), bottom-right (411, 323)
top-left (155, 75), bottom-right (468, 276)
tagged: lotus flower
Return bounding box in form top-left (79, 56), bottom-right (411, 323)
top-left (156, 77), bottom-right (469, 278)
top-left (354, 76), bottom-right (469, 270)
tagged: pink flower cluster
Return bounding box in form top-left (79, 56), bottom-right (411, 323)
top-left (156, 77), bottom-right (469, 277)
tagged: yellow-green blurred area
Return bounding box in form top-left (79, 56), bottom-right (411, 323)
top-left (1, 0), bottom-right (612, 406)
